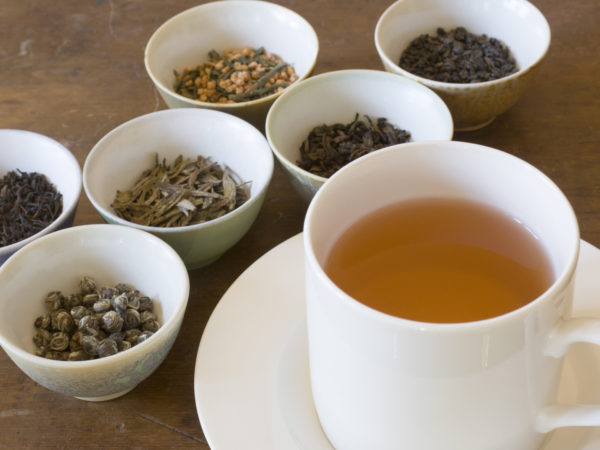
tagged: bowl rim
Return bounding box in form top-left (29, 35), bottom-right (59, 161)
top-left (143, 0), bottom-right (320, 110)
top-left (0, 129), bottom-right (82, 256)
top-left (83, 108), bottom-right (274, 235)
top-left (374, 0), bottom-right (552, 89)
top-left (265, 68), bottom-right (454, 185)
top-left (0, 223), bottom-right (190, 369)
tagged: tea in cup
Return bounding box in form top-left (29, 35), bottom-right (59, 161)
top-left (304, 141), bottom-right (600, 449)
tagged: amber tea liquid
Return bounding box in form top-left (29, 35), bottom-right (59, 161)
top-left (324, 197), bottom-right (554, 323)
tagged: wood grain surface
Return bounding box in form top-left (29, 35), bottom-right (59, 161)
top-left (0, 0), bottom-right (598, 448)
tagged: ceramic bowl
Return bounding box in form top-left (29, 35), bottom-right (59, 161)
top-left (144, 0), bottom-right (319, 131)
top-left (83, 108), bottom-right (273, 269)
top-left (0, 224), bottom-right (189, 401)
top-left (0, 129), bottom-right (81, 265)
top-left (265, 69), bottom-right (453, 202)
top-left (374, 0), bottom-right (551, 131)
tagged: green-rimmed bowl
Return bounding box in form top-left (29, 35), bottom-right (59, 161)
top-left (83, 108), bottom-right (273, 269)
top-left (0, 224), bottom-right (189, 401)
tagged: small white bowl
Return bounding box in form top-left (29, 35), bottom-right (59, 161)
top-left (265, 69), bottom-right (453, 202)
top-left (83, 108), bottom-right (274, 269)
top-left (375, 0), bottom-right (551, 131)
top-left (144, 0), bottom-right (319, 131)
top-left (0, 129), bottom-right (82, 265)
top-left (0, 224), bottom-right (189, 401)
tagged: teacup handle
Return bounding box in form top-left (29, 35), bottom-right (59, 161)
top-left (537, 318), bottom-right (600, 433)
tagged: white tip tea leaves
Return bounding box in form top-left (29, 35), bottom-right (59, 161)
top-left (111, 154), bottom-right (250, 227)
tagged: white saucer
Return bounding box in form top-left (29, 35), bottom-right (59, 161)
top-left (194, 234), bottom-right (600, 450)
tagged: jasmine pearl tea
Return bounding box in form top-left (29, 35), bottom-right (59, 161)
top-left (324, 197), bottom-right (554, 323)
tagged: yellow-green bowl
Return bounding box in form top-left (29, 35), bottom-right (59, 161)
top-left (0, 224), bottom-right (189, 401)
top-left (83, 108), bottom-right (273, 269)
top-left (375, 0), bottom-right (550, 131)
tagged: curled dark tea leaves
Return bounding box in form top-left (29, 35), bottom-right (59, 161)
top-left (111, 293), bottom-right (128, 313)
top-left (123, 309), bottom-right (141, 330)
top-left (399, 27), bottom-right (519, 83)
top-left (70, 306), bottom-right (89, 323)
top-left (137, 331), bottom-right (154, 345)
top-left (68, 350), bottom-right (89, 361)
top-left (125, 329), bottom-right (142, 344)
top-left (69, 331), bottom-right (83, 352)
top-left (97, 339), bottom-right (118, 358)
top-left (45, 291), bottom-right (64, 311)
top-left (32, 276), bottom-right (161, 361)
top-left (80, 276), bottom-right (97, 295)
top-left (138, 296), bottom-right (153, 312)
top-left (33, 329), bottom-right (51, 348)
top-left (108, 332), bottom-right (125, 344)
top-left (102, 310), bottom-right (124, 334)
top-left (78, 315), bottom-right (100, 333)
top-left (93, 298), bottom-right (111, 314)
top-left (49, 332), bottom-right (70, 352)
top-left (81, 335), bottom-right (99, 356)
top-left (34, 313), bottom-right (51, 330)
top-left (111, 154), bottom-right (250, 227)
top-left (118, 340), bottom-right (132, 352)
top-left (298, 113), bottom-right (411, 178)
top-left (0, 170), bottom-right (63, 246)
top-left (54, 311), bottom-right (75, 333)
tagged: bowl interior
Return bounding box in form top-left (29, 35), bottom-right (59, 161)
top-left (0, 225), bottom-right (188, 355)
top-left (266, 70), bottom-right (453, 172)
top-left (0, 130), bottom-right (81, 220)
top-left (83, 109), bottom-right (273, 228)
top-left (145, 0), bottom-right (318, 105)
top-left (376, 0), bottom-right (550, 75)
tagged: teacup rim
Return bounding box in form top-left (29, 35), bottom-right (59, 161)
top-left (303, 140), bottom-right (580, 330)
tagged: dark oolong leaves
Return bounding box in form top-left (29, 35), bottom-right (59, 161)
top-left (298, 113), bottom-right (411, 178)
top-left (399, 27), bottom-right (519, 83)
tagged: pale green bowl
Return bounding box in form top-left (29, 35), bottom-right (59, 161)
top-left (0, 224), bottom-right (189, 401)
top-left (83, 108), bottom-right (274, 269)
top-left (266, 69), bottom-right (453, 202)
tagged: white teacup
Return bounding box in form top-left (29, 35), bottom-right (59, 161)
top-left (304, 141), bottom-right (600, 450)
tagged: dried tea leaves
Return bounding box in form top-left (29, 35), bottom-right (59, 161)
top-left (0, 170), bottom-right (63, 246)
top-left (298, 113), bottom-right (411, 178)
top-left (111, 154), bottom-right (250, 227)
top-left (399, 27), bottom-right (519, 83)
top-left (174, 46), bottom-right (299, 103)
top-left (33, 276), bottom-right (160, 361)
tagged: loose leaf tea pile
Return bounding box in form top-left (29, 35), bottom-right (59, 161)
top-left (111, 154), bottom-right (250, 227)
top-left (174, 46), bottom-right (298, 103)
top-left (33, 276), bottom-right (160, 361)
top-left (399, 27), bottom-right (519, 83)
top-left (0, 170), bottom-right (62, 246)
top-left (298, 113), bottom-right (411, 178)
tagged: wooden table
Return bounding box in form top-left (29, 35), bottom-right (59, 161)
top-left (0, 0), bottom-right (598, 448)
